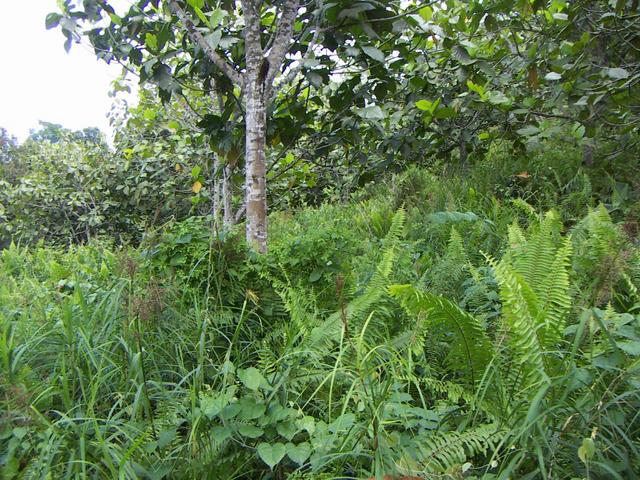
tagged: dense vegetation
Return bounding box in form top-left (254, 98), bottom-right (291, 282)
top-left (2, 0), bottom-right (640, 479)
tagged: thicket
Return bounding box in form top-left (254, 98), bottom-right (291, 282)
top-left (2, 140), bottom-right (639, 479)
top-left (2, 0), bottom-right (640, 475)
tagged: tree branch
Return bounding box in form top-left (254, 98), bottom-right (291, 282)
top-left (265, 0), bottom-right (300, 88)
top-left (272, 4), bottom-right (324, 97)
top-left (169, 0), bottom-right (244, 87)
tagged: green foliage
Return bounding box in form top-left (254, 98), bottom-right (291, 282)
top-left (390, 284), bottom-right (493, 387)
top-left (2, 144), bottom-right (640, 479)
top-left (0, 123), bottom-right (202, 246)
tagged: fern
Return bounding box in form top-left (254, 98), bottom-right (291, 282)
top-left (535, 237), bottom-right (573, 346)
top-left (424, 226), bottom-right (470, 296)
top-left (500, 210), bottom-right (573, 348)
top-left (509, 210), bottom-right (562, 289)
top-left (572, 204), bottom-right (630, 305)
top-left (310, 208), bottom-right (406, 348)
top-left (397, 423), bottom-right (506, 474)
top-left (389, 284), bottom-right (493, 386)
top-left (488, 256), bottom-right (548, 394)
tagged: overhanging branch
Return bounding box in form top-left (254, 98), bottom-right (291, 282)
top-left (169, 0), bottom-right (244, 88)
top-left (265, 0), bottom-right (301, 88)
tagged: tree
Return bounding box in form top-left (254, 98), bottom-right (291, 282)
top-left (0, 128), bottom-right (18, 164)
top-left (50, 0), bottom-right (306, 251)
top-left (50, 0), bottom-right (409, 251)
top-left (27, 121), bottom-right (106, 145)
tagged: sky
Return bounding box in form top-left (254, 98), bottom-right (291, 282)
top-left (0, 1), bottom-right (136, 142)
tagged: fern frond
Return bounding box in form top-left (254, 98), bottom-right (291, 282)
top-left (389, 284), bottom-right (493, 386)
top-left (398, 423), bottom-right (505, 474)
top-left (507, 222), bottom-right (526, 250)
top-left (488, 257), bottom-right (547, 392)
top-left (310, 209), bottom-right (406, 348)
top-left (535, 237), bottom-right (573, 347)
top-left (511, 210), bottom-right (562, 289)
top-left (510, 198), bottom-right (538, 220)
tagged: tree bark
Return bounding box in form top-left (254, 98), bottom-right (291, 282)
top-left (211, 155), bottom-right (222, 225)
top-left (582, 139), bottom-right (595, 167)
top-left (241, 0), bottom-right (279, 252)
top-left (244, 82), bottom-right (268, 252)
top-left (176, 0), bottom-right (300, 252)
top-left (222, 163), bottom-right (234, 227)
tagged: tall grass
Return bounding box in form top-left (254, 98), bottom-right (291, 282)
top-left (2, 153), bottom-right (640, 479)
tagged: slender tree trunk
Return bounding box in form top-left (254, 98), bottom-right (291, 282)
top-left (244, 82), bottom-right (268, 252)
top-left (582, 139), bottom-right (595, 167)
top-left (459, 137), bottom-right (468, 170)
top-left (222, 163), bottom-right (234, 227)
top-left (212, 155), bottom-right (222, 224)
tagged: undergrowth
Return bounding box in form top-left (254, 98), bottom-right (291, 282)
top-left (2, 152), bottom-right (639, 479)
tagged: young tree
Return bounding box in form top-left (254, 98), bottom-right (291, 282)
top-left (50, 0), bottom-right (407, 251)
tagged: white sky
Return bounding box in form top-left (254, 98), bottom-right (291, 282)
top-left (0, 0), bottom-right (136, 142)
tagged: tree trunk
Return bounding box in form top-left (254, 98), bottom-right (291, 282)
top-left (244, 83), bottom-right (268, 252)
top-left (211, 155), bottom-right (222, 225)
top-left (459, 137), bottom-right (468, 170)
top-left (222, 163), bottom-right (234, 227)
top-left (582, 139), bottom-right (595, 167)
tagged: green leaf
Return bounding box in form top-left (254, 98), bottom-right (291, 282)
top-left (200, 394), bottom-right (228, 419)
top-left (143, 109), bottom-right (157, 121)
top-left (145, 33), bottom-right (158, 51)
top-left (209, 8), bottom-right (226, 28)
top-left (109, 13), bottom-right (123, 25)
top-left (308, 269), bottom-right (322, 282)
top-left (276, 421), bottom-right (298, 440)
top-left (205, 30), bottom-right (222, 50)
top-left (193, 6), bottom-right (208, 24)
top-left (45, 13), bottom-right (62, 29)
top-left (238, 424), bottom-right (264, 438)
top-left (419, 6), bottom-right (433, 21)
top-left (328, 413), bottom-right (355, 433)
top-left (191, 166), bottom-right (202, 179)
top-left (544, 72), bottom-right (562, 81)
top-left (221, 403), bottom-right (241, 420)
top-left (362, 46), bottom-right (385, 62)
top-left (484, 14), bottom-right (498, 31)
top-left (187, 0), bottom-right (205, 9)
top-left (357, 105), bottom-right (386, 120)
top-left (618, 340), bottom-right (640, 356)
top-left (516, 125), bottom-right (540, 136)
top-left (578, 437), bottom-right (595, 464)
top-left (158, 429), bottom-right (176, 449)
top-left (238, 367), bottom-right (266, 391)
top-left (286, 442), bottom-right (311, 465)
top-left (416, 99), bottom-right (433, 111)
top-left (238, 397), bottom-right (267, 420)
top-left (174, 233), bottom-right (192, 244)
top-left (453, 45), bottom-right (475, 65)
top-left (295, 415), bottom-right (316, 435)
top-left (606, 67), bottom-right (630, 80)
top-left (211, 425), bottom-right (232, 443)
top-left (257, 442), bottom-right (286, 469)
top-left (434, 106), bottom-right (457, 119)
top-left (487, 91), bottom-right (511, 106)
top-left (466, 80), bottom-right (485, 96)
top-left (0, 457), bottom-right (19, 478)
